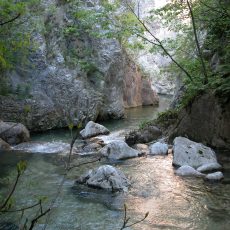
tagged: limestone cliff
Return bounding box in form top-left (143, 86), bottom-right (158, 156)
top-left (0, 0), bottom-right (158, 131)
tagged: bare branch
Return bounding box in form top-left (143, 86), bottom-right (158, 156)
top-left (0, 172), bottom-right (20, 211)
top-left (0, 201), bottom-right (40, 213)
top-left (28, 208), bottom-right (51, 230)
top-left (0, 13), bottom-right (21, 26)
top-left (186, 0), bottom-right (208, 84)
top-left (125, 1), bottom-right (194, 82)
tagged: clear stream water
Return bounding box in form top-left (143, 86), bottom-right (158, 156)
top-left (0, 96), bottom-right (230, 230)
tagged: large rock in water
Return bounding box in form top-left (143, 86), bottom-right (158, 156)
top-left (175, 165), bottom-right (204, 177)
top-left (80, 121), bottom-right (109, 139)
top-left (149, 142), bottom-right (168, 155)
top-left (173, 137), bottom-right (218, 168)
top-left (99, 140), bottom-right (140, 160)
top-left (125, 126), bottom-right (162, 145)
top-left (197, 163), bottom-right (222, 173)
top-left (169, 92), bottom-right (230, 149)
top-left (76, 165), bottom-right (130, 192)
top-left (0, 121), bottom-right (30, 145)
top-left (205, 172), bottom-right (224, 181)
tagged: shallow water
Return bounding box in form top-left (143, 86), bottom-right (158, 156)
top-left (0, 96), bottom-right (230, 230)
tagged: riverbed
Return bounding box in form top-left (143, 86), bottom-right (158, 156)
top-left (0, 96), bottom-right (230, 230)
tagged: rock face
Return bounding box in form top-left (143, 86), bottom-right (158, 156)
top-left (173, 137), bottom-right (218, 168)
top-left (149, 142), bottom-right (168, 155)
top-left (125, 126), bottom-right (162, 146)
top-left (169, 92), bottom-right (230, 149)
top-left (80, 121), bottom-right (110, 139)
top-left (141, 78), bottom-right (159, 106)
top-left (0, 0), bottom-right (158, 132)
top-left (0, 121), bottom-right (30, 145)
top-left (76, 165), bottom-right (130, 192)
top-left (175, 165), bottom-right (204, 177)
top-left (99, 140), bottom-right (140, 160)
top-left (0, 138), bottom-right (11, 150)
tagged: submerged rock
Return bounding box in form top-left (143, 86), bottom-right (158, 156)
top-left (197, 163), bottom-right (222, 173)
top-left (175, 165), bottom-right (204, 177)
top-left (76, 165), bottom-right (130, 192)
top-left (205, 172), bottom-right (224, 181)
top-left (80, 121), bottom-right (110, 139)
top-left (125, 126), bottom-right (162, 145)
top-left (173, 137), bottom-right (218, 168)
top-left (0, 121), bottom-right (30, 145)
top-left (0, 138), bottom-right (11, 151)
top-left (149, 142), bottom-right (168, 155)
top-left (99, 140), bottom-right (140, 160)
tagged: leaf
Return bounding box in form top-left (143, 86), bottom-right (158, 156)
top-left (17, 160), bottom-right (27, 175)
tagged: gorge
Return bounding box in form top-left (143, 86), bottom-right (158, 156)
top-left (0, 0), bottom-right (229, 230)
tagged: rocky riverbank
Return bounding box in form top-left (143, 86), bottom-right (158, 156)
top-left (126, 91), bottom-right (230, 150)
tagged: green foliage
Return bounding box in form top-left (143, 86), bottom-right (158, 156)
top-left (0, 0), bottom-right (41, 72)
top-left (138, 120), bottom-right (152, 130)
top-left (17, 160), bottom-right (27, 175)
top-left (147, 0), bottom-right (230, 107)
top-left (24, 104), bottom-right (32, 114)
top-left (156, 109), bottom-right (179, 126)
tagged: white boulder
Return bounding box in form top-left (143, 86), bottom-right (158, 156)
top-left (205, 172), bottom-right (224, 181)
top-left (99, 140), bottom-right (140, 160)
top-left (173, 137), bottom-right (218, 168)
top-left (149, 142), bottom-right (168, 155)
top-left (197, 163), bottom-right (222, 172)
top-left (76, 165), bottom-right (130, 192)
top-left (80, 121), bottom-right (110, 139)
top-left (175, 165), bottom-right (204, 177)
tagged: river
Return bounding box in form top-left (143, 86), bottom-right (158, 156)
top-left (0, 96), bottom-right (230, 230)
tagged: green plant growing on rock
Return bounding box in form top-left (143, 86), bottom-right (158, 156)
top-left (0, 0), bottom-right (41, 73)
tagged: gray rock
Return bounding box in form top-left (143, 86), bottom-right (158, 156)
top-left (99, 140), bottom-right (140, 160)
top-left (141, 78), bottom-right (159, 106)
top-left (205, 172), bottom-right (224, 181)
top-left (197, 163), bottom-right (222, 172)
top-left (0, 121), bottom-right (30, 145)
top-left (80, 121), bottom-right (110, 139)
top-left (169, 93), bottom-right (230, 150)
top-left (76, 165), bottom-right (130, 192)
top-left (125, 126), bottom-right (162, 145)
top-left (175, 165), bottom-right (204, 177)
top-left (149, 142), bottom-right (168, 155)
top-left (173, 137), bottom-right (218, 168)
top-left (0, 138), bottom-right (11, 151)
top-left (0, 1), bottom-right (158, 132)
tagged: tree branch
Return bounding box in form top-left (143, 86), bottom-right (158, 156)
top-left (0, 172), bottom-right (20, 211)
top-left (125, 1), bottom-right (194, 82)
top-left (186, 0), bottom-right (208, 84)
top-left (0, 13), bottom-right (21, 26)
